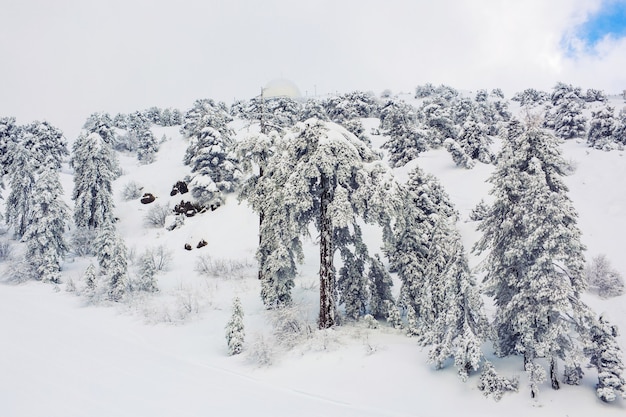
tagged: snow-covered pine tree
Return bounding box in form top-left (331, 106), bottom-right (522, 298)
top-left (136, 126), bottom-right (159, 164)
top-left (456, 114), bottom-right (493, 164)
top-left (380, 100), bottom-right (428, 167)
top-left (23, 166), bottom-right (69, 283)
top-left (614, 108), bottom-right (626, 144)
top-left (587, 105), bottom-right (617, 150)
top-left (136, 252), bottom-right (159, 293)
top-left (183, 126), bottom-right (239, 210)
top-left (181, 98), bottom-right (233, 141)
top-left (419, 97), bottom-right (458, 147)
top-left (21, 121), bottom-right (68, 170)
top-left (444, 138), bottom-right (475, 169)
top-left (550, 83), bottom-right (587, 140)
top-left (584, 315), bottom-right (626, 402)
top-left (93, 223), bottom-right (128, 302)
top-left (5, 142), bottom-right (36, 239)
top-left (474, 117), bottom-right (591, 398)
top-left (84, 263), bottom-right (97, 293)
top-left (247, 119), bottom-right (393, 327)
top-left (71, 131), bottom-right (117, 229)
top-left (299, 99), bottom-right (329, 122)
top-left (336, 224), bottom-right (370, 321)
top-left (426, 232), bottom-right (488, 381)
top-left (225, 297), bottom-right (245, 355)
top-left (0, 117), bottom-right (20, 177)
top-left (367, 253), bottom-right (394, 320)
top-left (389, 166), bottom-right (487, 379)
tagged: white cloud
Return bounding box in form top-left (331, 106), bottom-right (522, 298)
top-left (0, 0), bottom-right (623, 138)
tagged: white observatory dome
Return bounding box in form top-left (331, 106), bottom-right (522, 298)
top-left (263, 78), bottom-right (302, 99)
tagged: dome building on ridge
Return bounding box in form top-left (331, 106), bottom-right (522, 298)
top-left (262, 79), bottom-right (302, 100)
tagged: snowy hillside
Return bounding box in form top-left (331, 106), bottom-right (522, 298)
top-left (1, 90), bottom-right (625, 417)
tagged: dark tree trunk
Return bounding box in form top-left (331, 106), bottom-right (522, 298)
top-left (318, 174), bottom-right (335, 329)
top-left (550, 356), bottom-right (560, 390)
top-left (258, 165), bottom-right (264, 281)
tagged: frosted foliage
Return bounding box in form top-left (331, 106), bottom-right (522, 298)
top-left (225, 297), bottom-right (245, 355)
top-left (367, 254), bottom-right (394, 320)
top-left (550, 84), bottom-right (587, 140)
top-left (444, 138), bottom-right (475, 169)
top-left (478, 361), bottom-right (519, 401)
top-left (380, 100), bottom-right (427, 167)
top-left (72, 132), bottom-right (117, 229)
top-left (181, 98), bottom-right (233, 141)
top-left (5, 143), bottom-right (35, 238)
top-left (390, 168), bottom-right (487, 379)
top-left (475, 118), bottom-right (592, 396)
top-left (23, 167), bottom-right (69, 283)
top-left (21, 121), bottom-right (68, 170)
top-left (94, 225), bottom-right (128, 302)
top-left (244, 118), bottom-right (393, 322)
top-left (585, 315), bottom-right (626, 402)
top-left (183, 127), bottom-right (239, 209)
top-left (587, 106), bottom-right (618, 150)
top-left (585, 254), bottom-right (624, 298)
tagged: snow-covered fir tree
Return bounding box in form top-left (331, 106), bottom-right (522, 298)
top-left (587, 105), bottom-right (617, 150)
top-left (71, 131), bottom-right (117, 229)
top-left (225, 297), bottom-right (245, 355)
top-left (550, 83), bottom-right (587, 140)
top-left (23, 166), bottom-right (69, 283)
top-left (367, 254), bottom-right (394, 320)
top-left (323, 91), bottom-right (380, 122)
top-left (388, 166), bottom-right (487, 379)
top-left (5, 142), bottom-right (35, 239)
top-left (183, 126), bottom-right (239, 210)
top-left (0, 117), bottom-right (20, 176)
top-left (474, 117), bottom-right (593, 398)
top-left (299, 99), bottom-right (329, 121)
top-left (419, 97), bottom-right (458, 147)
top-left (181, 98), bottom-right (233, 141)
top-left (20, 121), bottom-right (68, 169)
top-left (584, 315), bottom-right (626, 402)
top-left (379, 100), bottom-right (428, 167)
top-left (136, 126), bottom-right (159, 164)
top-left (456, 114), bottom-right (494, 164)
top-left (444, 138), bottom-right (475, 169)
top-left (245, 119), bottom-right (393, 328)
top-left (84, 263), bottom-right (97, 294)
top-left (336, 224), bottom-right (370, 321)
top-left (613, 108), bottom-right (626, 144)
top-left (136, 252), bottom-right (159, 293)
top-left (93, 223), bottom-right (128, 302)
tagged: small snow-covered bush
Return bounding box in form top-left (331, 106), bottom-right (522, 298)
top-left (270, 305), bottom-right (313, 349)
top-left (247, 335), bottom-right (274, 366)
top-left (477, 361), bottom-right (519, 401)
top-left (0, 240), bottom-right (12, 261)
top-left (143, 203), bottom-right (170, 228)
top-left (363, 314), bottom-right (379, 329)
top-left (122, 181), bottom-right (143, 201)
top-left (585, 254), bottom-right (625, 298)
top-left (468, 199), bottom-right (490, 222)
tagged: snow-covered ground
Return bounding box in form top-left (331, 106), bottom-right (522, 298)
top-left (1, 98), bottom-right (625, 416)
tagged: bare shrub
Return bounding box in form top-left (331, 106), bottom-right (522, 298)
top-left (122, 181), bottom-right (143, 201)
top-left (3, 258), bottom-right (36, 283)
top-left (586, 255), bottom-right (625, 298)
top-left (143, 203), bottom-right (170, 228)
top-left (141, 245), bottom-right (172, 272)
top-left (195, 254), bottom-right (254, 279)
top-left (269, 305), bottom-right (313, 349)
top-left (0, 240), bottom-right (13, 262)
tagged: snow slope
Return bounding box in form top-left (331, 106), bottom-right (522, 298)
top-left (1, 98), bottom-right (625, 416)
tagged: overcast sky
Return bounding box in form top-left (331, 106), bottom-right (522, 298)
top-left (1, 0), bottom-right (626, 138)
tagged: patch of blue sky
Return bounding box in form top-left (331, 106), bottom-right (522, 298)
top-left (580, 1), bottom-right (626, 44)
top-left (567, 1), bottom-right (626, 51)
